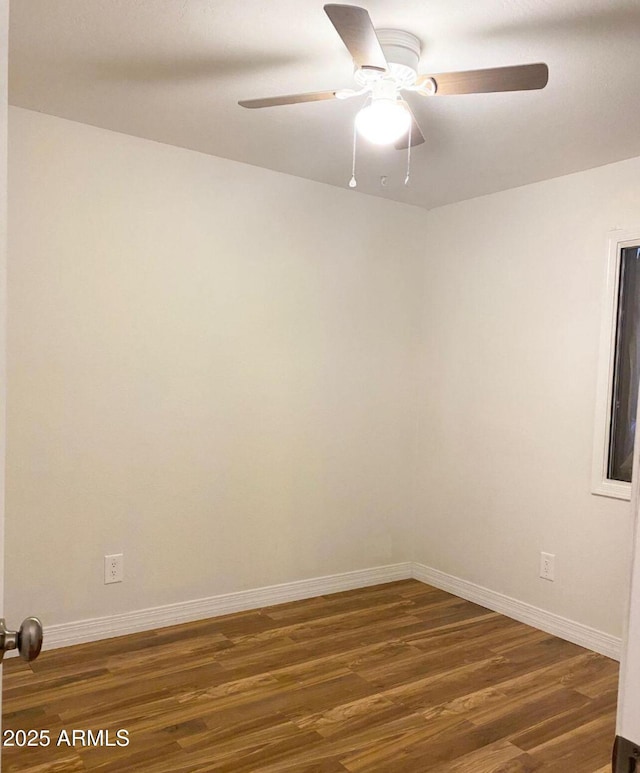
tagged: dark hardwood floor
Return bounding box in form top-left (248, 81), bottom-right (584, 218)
top-left (2, 580), bottom-right (618, 772)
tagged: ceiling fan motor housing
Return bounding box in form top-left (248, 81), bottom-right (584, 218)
top-left (354, 29), bottom-right (421, 88)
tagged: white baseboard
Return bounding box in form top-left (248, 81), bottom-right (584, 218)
top-left (30, 560), bottom-right (621, 662)
top-left (40, 562), bottom-right (413, 652)
top-left (412, 562), bottom-right (622, 661)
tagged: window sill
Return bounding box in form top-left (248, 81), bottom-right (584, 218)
top-left (592, 479), bottom-right (632, 501)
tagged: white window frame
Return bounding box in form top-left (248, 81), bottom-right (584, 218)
top-left (592, 228), bottom-right (640, 500)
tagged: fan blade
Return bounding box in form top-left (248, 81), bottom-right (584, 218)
top-left (419, 63), bottom-right (548, 95)
top-left (324, 5), bottom-right (387, 71)
top-left (395, 101), bottom-right (426, 150)
top-left (239, 90), bottom-right (339, 109)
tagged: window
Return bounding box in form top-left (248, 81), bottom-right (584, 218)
top-left (608, 246), bottom-right (640, 483)
top-left (593, 231), bottom-right (640, 499)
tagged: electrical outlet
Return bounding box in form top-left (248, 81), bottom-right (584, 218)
top-left (104, 554), bottom-right (124, 584)
top-left (539, 552), bottom-right (555, 582)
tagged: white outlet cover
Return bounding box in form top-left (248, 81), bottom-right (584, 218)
top-left (539, 552), bottom-right (555, 582)
top-left (104, 553), bottom-right (124, 584)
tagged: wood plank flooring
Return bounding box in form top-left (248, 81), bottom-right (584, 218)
top-left (2, 580), bottom-right (618, 772)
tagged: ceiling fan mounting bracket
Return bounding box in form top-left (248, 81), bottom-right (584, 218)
top-left (414, 77), bottom-right (437, 96)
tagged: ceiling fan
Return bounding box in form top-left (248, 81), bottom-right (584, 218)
top-left (239, 4), bottom-right (549, 149)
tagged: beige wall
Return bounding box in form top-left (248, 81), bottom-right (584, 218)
top-left (414, 157), bottom-right (640, 637)
top-left (7, 105), bottom-right (640, 642)
top-left (6, 107), bottom-right (424, 626)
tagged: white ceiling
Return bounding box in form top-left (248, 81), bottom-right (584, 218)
top-left (8, 0), bottom-right (640, 210)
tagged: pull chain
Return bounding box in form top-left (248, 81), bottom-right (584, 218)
top-left (349, 120), bottom-right (358, 188)
top-left (404, 120), bottom-right (412, 186)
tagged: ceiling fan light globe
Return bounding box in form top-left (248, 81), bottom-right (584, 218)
top-left (355, 99), bottom-right (411, 145)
